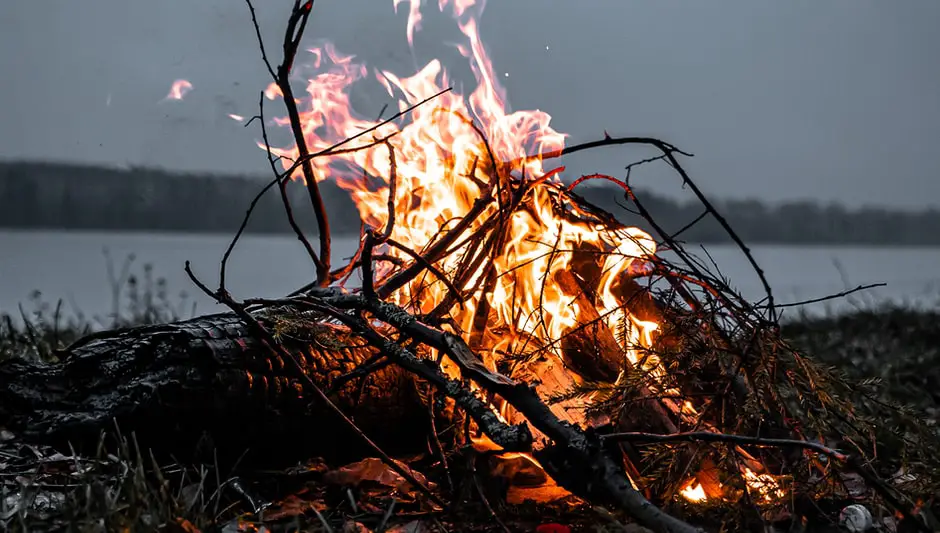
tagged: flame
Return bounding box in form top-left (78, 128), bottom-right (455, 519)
top-left (261, 0), bottom-right (655, 452)
top-left (257, 0), bottom-right (784, 504)
top-left (742, 468), bottom-right (786, 503)
top-left (677, 468), bottom-right (785, 505)
top-left (261, 0), bottom-right (647, 370)
top-left (680, 481), bottom-right (707, 503)
top-left (164, 79), bottom-right (193, 101)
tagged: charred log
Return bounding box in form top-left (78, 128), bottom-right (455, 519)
top-left (0, 313), bottom-right (429, 466)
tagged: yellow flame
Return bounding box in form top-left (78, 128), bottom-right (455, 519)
top-left (259, 0), bottom-right (784, 502)
top-left (679, 481), bottom-right (707, 503)
top-left (262, 0), bottom-right (657, 381)
top-left (743, 468), bottom-right (786, 502)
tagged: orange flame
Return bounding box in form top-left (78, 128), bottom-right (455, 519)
top-left (263, 0), bottom-right (658, 383)
top-left (164, 79), bottom-right (193, 101)
top-left (256, 0), bottom-right (783, 504)
top-left (743, 468), bottom-right (786, 503)
top-left (677, 467), bottom-right (785, 505)
top-left (679, 481), bottom-right (707, 503)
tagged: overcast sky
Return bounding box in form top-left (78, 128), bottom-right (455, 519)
top-left (1, 0), bottom-right (938, 208)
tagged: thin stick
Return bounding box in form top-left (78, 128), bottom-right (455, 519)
top-left (220, 147), bottom-right (282, 291)
top-left (771, 283), bottom-right (887, 310)
top-left (183, 261), bottom-right (446, 509)
top-left (542, 135), bottom-right (778, 322)
top-left (601, 431), bottom-right (848, 461)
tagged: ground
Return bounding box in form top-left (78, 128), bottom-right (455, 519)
top-left (2, 300), bottom-right (938, 532)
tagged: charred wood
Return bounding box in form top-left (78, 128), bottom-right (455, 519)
top-left (0, 313), bottom-right (429, 466)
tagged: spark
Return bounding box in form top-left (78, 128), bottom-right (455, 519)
top-left (163, 79), bottom-right (193, 101)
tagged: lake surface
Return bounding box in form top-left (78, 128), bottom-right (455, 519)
top-left (2, 230), bottom-right (939, 325)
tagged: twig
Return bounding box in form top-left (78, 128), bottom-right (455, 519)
top-left (545, 135), bottom-right (778, 322)
top-left (314, 305), bottom-right (533, 453)
top-left (384, 237), bottom-right (465, 302)
top-left (426, 387), bottom-right (454, 494)
top-left (316, 293), bottom-right (702, 533)
top-left (362, 230), bottom-right (379, 300)
top-left (220, 142), bottom-right (282, 292)
top-left (470, 458), bottom-right (511, 533)
top-left (601, 431), bottom-right (848, 461)
top-left (377, 499), bottom-right (397, 532)
top-left (256, 90), bottom-right (325, 275)
top-left (243, 0), bottom-right (277, 80)
top-left (380, 139), bottom-right (398, 241)
top-left (376, 185), bottom-right (494, 298)
top-left (243, 0), bottom-right (331, 285)
top-left (279, 1), bottom-right (333, 286)
top-left (183, 261), bottom-right (446, 509)
top-left (771, 283), bottom-right (887, 310)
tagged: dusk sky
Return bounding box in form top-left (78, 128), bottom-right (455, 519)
top-left (1, 0), bottom-right (938, 208)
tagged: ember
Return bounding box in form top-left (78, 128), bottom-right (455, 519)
top-left (164, 79), bottom-right (193, 101)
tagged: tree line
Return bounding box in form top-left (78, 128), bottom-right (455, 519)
top-left (2, 161), bottom-right (938, 245)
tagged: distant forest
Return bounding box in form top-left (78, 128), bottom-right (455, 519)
top-left (2, 161), bottom-right (939, 245)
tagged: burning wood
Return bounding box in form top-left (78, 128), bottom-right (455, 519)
top-left (3, 0), bottom-right (939, 531)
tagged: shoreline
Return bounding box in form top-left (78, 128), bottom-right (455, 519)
top-left (5, 227), bottom-right (940, 249)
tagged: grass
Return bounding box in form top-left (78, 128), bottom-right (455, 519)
top-left (0, 431), bottom-right (228, 532)
top-left (783, 306), bottom-right (940, 415)
top-left (2, 261), bottom-right (939, 532)
top-left (0, 259), bottom-right (227, 532)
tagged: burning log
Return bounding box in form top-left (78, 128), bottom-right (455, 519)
top-left (555, 269), bottom-right (676, 434)
top-left (0, 312), bottom-right (431, 465)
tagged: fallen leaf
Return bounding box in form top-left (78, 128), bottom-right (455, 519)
top-left (386, 520), bottom-right (431, 533)
top-left (535, 524), bottom-right (570, 533)
top-left (342, 521), bottom-right (372, 533)
top-left (261, 494), bottom-right (327, 522)
top-left (168, 518), bottom-right (201, 533)
top-left (507, 478), bottom-right (573, 505)
top-left (324, 457), bottom-right (431, 493)
top-left (283, 457), bottom-right (328, 476)
top-left (490, 454), bottom-right (547, 486)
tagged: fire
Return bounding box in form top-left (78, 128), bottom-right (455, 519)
top-left (263, 0), bottom-right (655, 394)
top-left (164, 79), bottom-right (193, 101)
top-left (676, 468), bottom-right (785, 505)
top-left (257, 0), bottom-right (784, 505)
top-left (743, 468), bottom-right (786, 503)
top-left (680, 481), bottom-right (708, 503)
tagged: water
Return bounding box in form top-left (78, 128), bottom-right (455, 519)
top-left (1, 230), bottom-right (939, 324)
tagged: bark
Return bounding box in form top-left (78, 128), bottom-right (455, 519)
top-left (0, 313), bottom-right (428, 466)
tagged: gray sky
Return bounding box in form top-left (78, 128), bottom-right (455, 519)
top-left (1, 0), bottom-right (938, 208)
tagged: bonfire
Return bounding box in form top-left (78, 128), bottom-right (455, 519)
top-left (2, 1), bottom-right (939, 532)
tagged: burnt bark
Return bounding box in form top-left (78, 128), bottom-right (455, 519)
top-left (0, 313), bottom-right (428, 466)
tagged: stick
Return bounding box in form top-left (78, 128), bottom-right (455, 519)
top-left (184, 262), bottom-right (446, 509)
top-left (316, 293), bottom-right (702, 533)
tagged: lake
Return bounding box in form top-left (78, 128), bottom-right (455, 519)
top-left (2, 230), bottom-right (939, 326)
